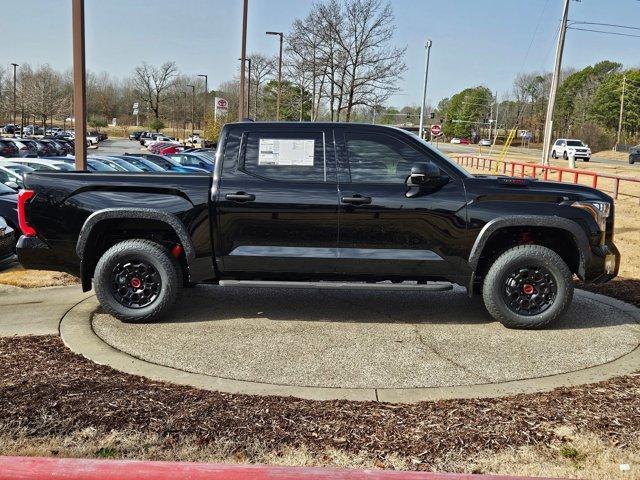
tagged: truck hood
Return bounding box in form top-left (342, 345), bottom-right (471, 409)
top-left (466, 175), bottom-right (612, 203)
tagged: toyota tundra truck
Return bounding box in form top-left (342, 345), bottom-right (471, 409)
top-left (16, 122), bottom-right (619, 329)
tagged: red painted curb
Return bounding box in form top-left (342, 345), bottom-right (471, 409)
top-left (0, 456), bottom-right (563, 480)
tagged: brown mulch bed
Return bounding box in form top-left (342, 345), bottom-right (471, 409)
top-left (1, 334), bottom-right (639, 469)
top-left (577, 277), bottom-right (640, 308)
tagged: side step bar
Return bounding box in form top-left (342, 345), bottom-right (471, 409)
top-left (218, 280), bottom-right (453, 292)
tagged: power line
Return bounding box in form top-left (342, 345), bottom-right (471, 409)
top-left (568, 27), bottom-right (640, 39)
top-left (568, 21), bottom-right (640, 31)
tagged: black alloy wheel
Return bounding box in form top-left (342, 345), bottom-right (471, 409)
top-left (502, 265), bottom-right (557, 316)
top-left (111, 260), bottom-right (161, 308)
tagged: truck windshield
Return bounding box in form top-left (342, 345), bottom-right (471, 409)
top-left (567, 140), bottom-right (584, 147)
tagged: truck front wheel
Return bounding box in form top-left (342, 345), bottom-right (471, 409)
top-left (482, 245), bottom-right (573, 329)
top-left (94, 239), bottom-right (182, 323)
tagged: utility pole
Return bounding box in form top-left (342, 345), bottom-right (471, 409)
top-left (71, 0), bottom-right (87, 170)
top-left (197, 74), bottom-right (208, 125)
top-left (10, 63), bottom-right (18, 132)
top-left (616, 74), bottom-right (626, 148)
top-left (238, 58), bottom-right (252, 117)
top-left (238, 0), bottom-right (248, 121)
top-left (266, 31), bottom-right (284, 120)
top-left (541, 0), bottom-right (570, 165)
top-left (187, 85), bottom-right (195, 134)
top-left (418, 40), bottom-right (432, 140)
top-left (493, 93), bottom-right (499, 144)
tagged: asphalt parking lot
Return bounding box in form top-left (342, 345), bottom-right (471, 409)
top-left (86, 285), bottom-right (640, 401)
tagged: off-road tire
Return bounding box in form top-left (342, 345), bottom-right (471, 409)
top-left (94, 239), bottom-right (182, 323)
top-left (563, 151), bottom-right (568, 160)
top-left (482, 245), bottom-right (573, 329)
top-left (551, 150), bottom-right (557, 159)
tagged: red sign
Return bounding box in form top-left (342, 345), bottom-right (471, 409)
top-left (430, 124), bottom-right (442, 136)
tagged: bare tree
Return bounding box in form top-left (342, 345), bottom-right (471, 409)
top-left (248, 53), bottom-right (274, 119)
top-left (132, 61), bottom-right (178, 119)
top-left (287, 0), bottom-right (406, 122)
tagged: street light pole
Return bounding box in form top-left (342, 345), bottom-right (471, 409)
top-left (71, 0), bottom-right (87, 171)
top-left (197, 74), bottom-right (208, 126)
top-left (10, 63), bottom-right (18, 132)
top-left (541, 0), bottom-right (570, 165)
top-left (418, 40), bottom-right (432, 140)
top-left (187, 85), bottom-right (195, 135)
top-left (238, 0), bottom-right (248, 121)
top-left (266, 31), bottom-right (284, 120)
top-left (616, 74), bottom-right (626, 148)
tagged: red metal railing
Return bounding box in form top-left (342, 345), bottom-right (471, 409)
top-left (453, 155), bottom-right (640, 204)
top-left (0, 456), bottom-right (565, 480)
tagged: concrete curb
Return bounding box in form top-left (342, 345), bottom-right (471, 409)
top-left (60, 291), bottom-right (640, 403)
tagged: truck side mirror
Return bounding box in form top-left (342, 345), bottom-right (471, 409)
top-left (409, 162), bottom-right (440, 185)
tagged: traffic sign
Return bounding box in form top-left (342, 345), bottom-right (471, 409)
top-left (430, 124), bottom-right (442, 136)
top-left (133, 102), bottom-right (139, 109)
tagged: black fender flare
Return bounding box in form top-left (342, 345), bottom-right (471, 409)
top-left (468, 215), bottom-right (592, 278)
top-left (76, 208), bottom-right (196, 262)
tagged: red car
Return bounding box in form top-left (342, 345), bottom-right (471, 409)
top-left (459, 138), bottom-right (470, 144)
top-left (159, 144), bottom-right (185, 155)
top-left (148, 142), bottom-right (176, 154)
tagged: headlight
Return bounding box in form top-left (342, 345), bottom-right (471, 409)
top-left (571, 201), bottom-right (611, 232)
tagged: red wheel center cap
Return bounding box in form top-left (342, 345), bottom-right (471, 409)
top-left (130, 277), bottom-right (142, 289)
top-left (523, 284), bottom-right (534, 295)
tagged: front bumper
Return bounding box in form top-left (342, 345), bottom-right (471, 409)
top-left (585, 242), bottom-right (620, 284)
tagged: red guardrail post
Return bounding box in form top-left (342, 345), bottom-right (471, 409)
top-left (592, 175), bottom-right (598, 189)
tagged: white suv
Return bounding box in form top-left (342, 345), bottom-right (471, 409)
top-left (551, 139), bottom-right (591, 162)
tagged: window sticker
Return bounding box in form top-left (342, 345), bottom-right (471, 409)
top-left (258, 138), bottom-right (315, 166)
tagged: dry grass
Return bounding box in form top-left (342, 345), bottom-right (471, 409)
top-left (0, 428), bottom-right (636, 478)
top-left (470, 429), bottom-right (639, 480)
top-left (0, 265), bottom-right (78, 288)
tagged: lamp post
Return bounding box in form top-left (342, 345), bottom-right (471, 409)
top-left (238, 57), bottom-right (251, 118)
top-left (10, 63), bottom-right (18, 132)
top-left (266, 31), bottom-right (283, 120)
top-left (418, 40), bottom-right (432, 140)
top-left (238, 0), bottom-right (248, 121)
top-left (71, 0), bottom-right (87, 170)
top-left (197, 74), bottom-right (208, 127)
top-left (187, 84), bottom-right (195, 135)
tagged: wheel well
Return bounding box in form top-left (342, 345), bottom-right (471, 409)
top-left (81, 218), bottom-right (188, 288)
top-left (472, 226), bottom-right (581, 294)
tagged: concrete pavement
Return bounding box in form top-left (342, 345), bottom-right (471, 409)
top-left (0, 285), bottom-right (92, 336)
top-left (2, 281), bottom-right (639, 403)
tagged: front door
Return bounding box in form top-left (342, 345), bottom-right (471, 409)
top-left (335, 129), bottom-right (469, 281)
top-left (216, 127), bottom-right (339, 276)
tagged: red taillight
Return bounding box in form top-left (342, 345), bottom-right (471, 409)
top-left (18, 189), bottom-right (36, 237)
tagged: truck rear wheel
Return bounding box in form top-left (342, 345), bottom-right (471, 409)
top-left (482, 245), bottom-right (573, 329)
top-left (94, 239), bottom-right (182, 323)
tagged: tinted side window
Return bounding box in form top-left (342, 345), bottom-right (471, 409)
top-left (242, 131), bottom-right (326, 182)
top-left (345, 133), bottom-right (430, 184)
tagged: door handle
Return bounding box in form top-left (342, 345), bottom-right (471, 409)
top-left (225, 192), bottom-right (255, 202)
top-left (341, 195), bottom-right (372, 205)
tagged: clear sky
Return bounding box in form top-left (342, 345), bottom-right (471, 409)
top-left (2, 0), bottom-right (639, 107)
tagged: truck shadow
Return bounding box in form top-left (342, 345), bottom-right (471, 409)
top-left (138, 285), bottom-right (638, 331)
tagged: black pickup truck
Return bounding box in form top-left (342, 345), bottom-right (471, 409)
top-left (16, 122), bottom-right (619, 329)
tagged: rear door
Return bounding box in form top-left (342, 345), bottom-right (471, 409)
top-left (335, 128), bottom-right (469, 281)
top-left (215, 126), bottom-right (339, 275)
